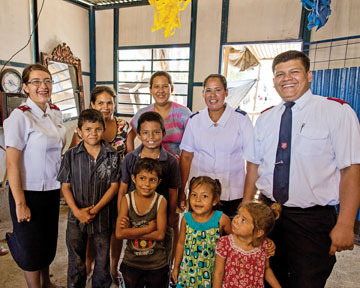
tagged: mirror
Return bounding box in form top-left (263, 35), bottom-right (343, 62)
top-left (41, 43), bottom-right (85, 121)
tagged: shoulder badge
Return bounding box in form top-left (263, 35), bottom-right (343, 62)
top-left (326, 97), bottom-right (349, 105)
top-left (190, 111), bottom-right (199, 119)
top-left (261, 106), bottom-right (274, 114)
top-left (49, 103), bottom-right (60, 110)
top-left (235, 107), bottom-right (247, 116)
top-left (17, 105), bottom-right (31, 112)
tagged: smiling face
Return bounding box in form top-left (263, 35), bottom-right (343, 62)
top-left (203, 77), bottom-right (228, 112)
top-left (189, 184), bottom-right (218, 216)
top-left (23, 70), bottom-right (52, 111)
top-left (150, 75), bottom-right (173, 106)
top-left (232, 207), bottom-right (255, 239)
top-left (137, 120), bottom-right (164, 150)
top-left (90, 91), bottom-right (114, 121)
top-left (77, 120), bottom-right (104, 147)
top-left (131, 169), bottom-right (160, 198)
top-left (273, 59), bottom-right (312, 102)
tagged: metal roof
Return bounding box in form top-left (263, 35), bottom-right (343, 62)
top-left (67, 0), bottom-right (149, 9)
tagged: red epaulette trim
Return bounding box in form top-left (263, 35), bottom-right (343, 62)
top-left (49, 103), bottom-right (60, 111)
top-left (327, 97), bottom-right (349, 105)
top-left (17, 105), bottom-right (31, 112)
top-left (261, 106), bottom-right (274, 114)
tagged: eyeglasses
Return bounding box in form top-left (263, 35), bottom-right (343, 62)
top-left (27, 79), bottom-right (53, 87)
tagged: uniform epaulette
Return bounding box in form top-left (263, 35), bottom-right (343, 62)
top-left (49, 103), bottom-right (60, 110)
top-left (326, 97), bottom-right (349, 105)
top-left (235, 107), bottom-right (247, 116)
top-left (17, 105), bottom-right (31, 112)
top-left (261, 106), bottom-right (274, 114)
top-left (190, 111), bottom-right (199, 118)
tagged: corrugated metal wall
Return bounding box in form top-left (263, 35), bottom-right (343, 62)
top-left (311, 67), bottom-right (360, 120)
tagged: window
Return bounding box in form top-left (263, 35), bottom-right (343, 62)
top-left (221, 41), bottom-right (302, 123)
top-left (48, 61), bottom-right (79, 121)
top-left (117, 46), bottom-right (190, 115)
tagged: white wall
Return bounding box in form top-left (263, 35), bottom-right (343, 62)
top-left (0, 0), bottom-right (90, 180)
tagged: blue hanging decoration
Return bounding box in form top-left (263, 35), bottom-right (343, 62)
top-left (301, 0), bottom-right (331, 31)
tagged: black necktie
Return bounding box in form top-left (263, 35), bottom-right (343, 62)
top-left (273, 101), bottom-right (295, 204)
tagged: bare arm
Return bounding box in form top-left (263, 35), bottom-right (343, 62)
top-left (116, 196), bottom-right (155, 239)
top-left (171, 216), bottom-right (186, 284)
top-left (6, 147), bottom-right (30, 223)
top-left (329, 164), bottom-right (360, 255)
top-left (140, 198), bottom-right (167, 241)
top-left (117, 181), bottom-right (129, 213)
top-left (265, 259), bottom-right (281, 288)
top-left (179, 150), bottom-right (194, 209)
top-left (126, 129), bottom-right (137, 153)
top-left (61, 183), bottom-right (95, 224)
top-left (213, 254), bottom-right (226, 288)
top-left (243, 161), bottom-right (259, 202)
top-left (69, 132), bottom-right (81, 148)
top-left (219, 213), bottom-right (232, 235)
top-left (90, 182), bottom-right (119, 215)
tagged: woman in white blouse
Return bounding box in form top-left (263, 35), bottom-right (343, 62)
top-left (4, 64), bottom-right (66, 288)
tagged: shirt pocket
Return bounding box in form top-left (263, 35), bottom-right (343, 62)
top-left (295, 128), bottom-right (329, 156)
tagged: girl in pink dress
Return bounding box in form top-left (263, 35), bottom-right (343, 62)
top-left (213, 201), bottom-right (282, 288)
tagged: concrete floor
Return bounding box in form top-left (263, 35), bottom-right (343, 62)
top-left (0, 188), bottom-right (359, 287)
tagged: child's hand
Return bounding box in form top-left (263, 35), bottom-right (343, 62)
top-left (118, 216), bottom-right (130, 228)
top-left (76, 206), bottom-right (95, 224)
top-left (147, 219), bottom-right (157, 233)
top-left (171, 267), bottom-right (179, 285)
top-left (265, 238), bottom-right (276, 256)
top-left (178, 191), bottom-right (187, 211)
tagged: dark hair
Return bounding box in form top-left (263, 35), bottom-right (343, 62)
top-left (133, 158), bottom-right (162, 179)
top-left (22, 63), bottom-right (52, 95)
top-left (272, 50), bottom-right (310, 73)
top-left (149, 71), bottom-right (173, 88)
top-left (203, 74), bottom-right (227, 90)
top-left (189, 176), bottom-right (222, 204)
top-left (137, 111), bottom-right (165, 135)
top-left (90, 86), bottom-right (116, 104)
top-left (78, 108), bottom-right (105, 129)
top-left (238, 201), bottom-right (281, 247)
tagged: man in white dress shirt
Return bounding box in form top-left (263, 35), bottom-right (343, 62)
top-left (243, 50), bottom-right (360, 288)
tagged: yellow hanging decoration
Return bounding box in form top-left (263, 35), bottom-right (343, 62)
top-left (148, 0), bottom-right (191, 38)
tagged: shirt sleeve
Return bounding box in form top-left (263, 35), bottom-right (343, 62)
top-left (57, 152), bottom-right (72, 183)
top-left (181, 106), bottom-right (192, 128)
top-left (262, 239), bottom-right (271, 258)
top-left (167, 155), bottom-right (181, 188)
top-left (120, 154), bottom-right (132, 184)
top-left (179, 117), bottom-right (196, 152)
top-left (3, 110), bottom-right (27, 151)
top-left (216, 236), bottom-right (228, 258)
top-left (244, 116), bottom-right (263, 165)
top-left (110, 153), bottom-right (122, 183)
top-left (331, 104), bottom-right (360, 168)
top-left (239, 114), bottom-right (254, 153)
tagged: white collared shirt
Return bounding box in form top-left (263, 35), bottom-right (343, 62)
top-left (245, 90), bottom-right (360, 208)
top-left (180, 104), bottom-right (254, 201)
top-left (4, 98), bottom-right (66, 191)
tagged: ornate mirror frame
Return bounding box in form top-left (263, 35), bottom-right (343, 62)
top-left (41, 43), bottom-right (85, 111)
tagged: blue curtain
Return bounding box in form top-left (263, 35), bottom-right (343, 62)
top-left (311, 67), bottom-right (360, 120)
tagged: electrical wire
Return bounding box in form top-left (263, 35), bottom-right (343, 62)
top-left (0, 0), bottom-right (46, 75)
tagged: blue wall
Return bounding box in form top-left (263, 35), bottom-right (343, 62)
top-left (311, 67), bottom-right (360, 120)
